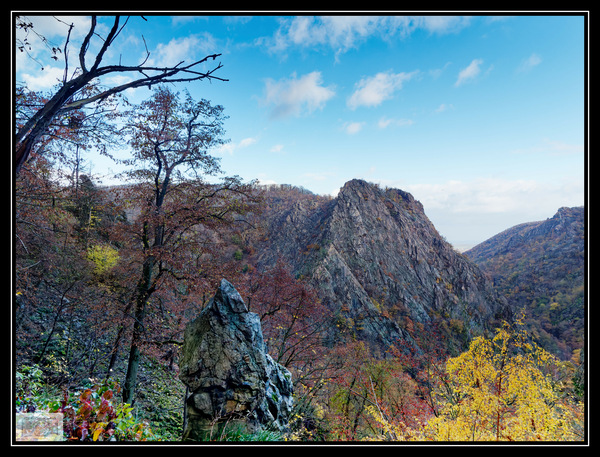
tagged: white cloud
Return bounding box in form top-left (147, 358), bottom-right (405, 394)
top-left (434, 103), bottom-right (454, 113)
top-left (22, 66), bottom-right (65, 91)
top-left (171, 16), bottom-right (201, 27)
top-left (343, 121), bottom-right (365, 135)
top-left (516, 53), bottom-right (542, 73)
top-left (23, 15), bottom-right (92, 41)
top-left (150, 33), bottom-right (218, 67)
top-left (16, 16), bottom-right (93, 80)
top-left (266, 16), bottom-right (471, 57)
top-left (347, 70), bottom-right (418, 109)
top-left (419, 16), bottom-right (472, 34)
top-left (216, 137), bottom-right (258, 155)
top-left (397, 176), bottom-right (584, 248)
top-left (262, 71), bottom-right (335, 119)
top-left (378, 117), bottom-right (414, 128)
top-left (429, 61), bottom-right (452, 79)
top-left (270, 144), bottom-right (285, 153)
top-left (455, 58), bottom-right (483, 87)
top-left (238, 137), bottom-right (257, 148)
top-left (268, 16), bottom-right (380, 55)
top-left (403, 177), bottom-right (583, 216)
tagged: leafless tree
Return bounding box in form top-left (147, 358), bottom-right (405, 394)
top-left (14, 15), bottom-right (228, 174)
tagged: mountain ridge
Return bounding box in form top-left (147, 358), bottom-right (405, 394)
top-left (464, 205), bottom-right (585, 359)
top-left (253, 179), bottom-right (511, 355)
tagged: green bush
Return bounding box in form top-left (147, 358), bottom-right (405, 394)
top-left (15, 364), bottom-right (60, 413)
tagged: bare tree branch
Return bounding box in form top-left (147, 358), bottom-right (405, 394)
top-left (15, 15), bottom-right (227, 175)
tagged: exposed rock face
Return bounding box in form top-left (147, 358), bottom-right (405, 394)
top-left (256, 179), bottom-right (511, 354)
top-left (179, 279), bottom-right (293, 441)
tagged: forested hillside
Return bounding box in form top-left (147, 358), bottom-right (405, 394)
top-left (14, 165), bottom-right (586, 441)
top-left (13, 15), bottom-right (585, 443)
top-left (465, 206), bottom-right (585, 361)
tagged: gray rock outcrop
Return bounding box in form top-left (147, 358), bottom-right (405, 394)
top-left (179, 279), bottom-right (293, 441)
top-left (254, 179), bottom-right (511, 355)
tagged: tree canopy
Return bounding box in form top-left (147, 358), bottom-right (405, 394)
top-left (15, 15), bottom-right (227, 174)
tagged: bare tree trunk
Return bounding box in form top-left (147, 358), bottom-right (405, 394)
top-left (122, 256), bottom-right (154, 405)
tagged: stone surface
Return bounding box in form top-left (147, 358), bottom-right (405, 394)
top-left (179, 279), bottom-right (293, 441)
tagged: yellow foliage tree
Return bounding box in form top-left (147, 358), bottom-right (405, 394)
top-left (87, 244), bottom-right (120, 276)
top-left (422, 320), bottom-right (582, 441)
top-left (367, 319), bottom-right (584, 442)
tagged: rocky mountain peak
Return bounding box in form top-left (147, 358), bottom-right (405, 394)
top-left (337, 179), bottom-right (421, 213)
top-left (337, 178), bottom-right (377, 199)
top-left (256, 180), bottom-right (510, 355)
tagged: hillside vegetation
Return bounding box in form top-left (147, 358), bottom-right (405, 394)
top-left (465, 206), bottom-right (585, 361)
top-left (14, 166), bottom-right (585, 442)
top-left (14, 83), bottom-right (585, 442)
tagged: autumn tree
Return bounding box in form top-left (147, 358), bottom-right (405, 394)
top-left (116, 86), bottom-right (260, 405)
top-left (389, 321), bottom-right (453, 420)
top-left (14, 156), bottom-right (83, 371)
top-left (241, 260), bottom-right (327, 368)
top-left (14, 15), bottom-right (227, 174)
top-left (14, 152), bottom-right (129, 384)
top-left (319, 340), bottom-right (434, 441)
top-left (370, 319), bottom-right (584, 441)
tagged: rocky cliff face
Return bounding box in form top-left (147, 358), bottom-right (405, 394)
top-left (256, 179), bottom-right (511, 355)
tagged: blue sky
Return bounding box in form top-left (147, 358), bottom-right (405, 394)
top-left (15, 13), bottom-right (586, 249)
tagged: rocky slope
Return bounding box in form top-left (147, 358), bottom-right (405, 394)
top-left (464, 206), bottom-right (585, 359)
top-left (254, 179), bottom-right (511, 355)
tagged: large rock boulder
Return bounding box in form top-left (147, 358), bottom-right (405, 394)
top-left (179, 279), bottom-right (293, 441)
